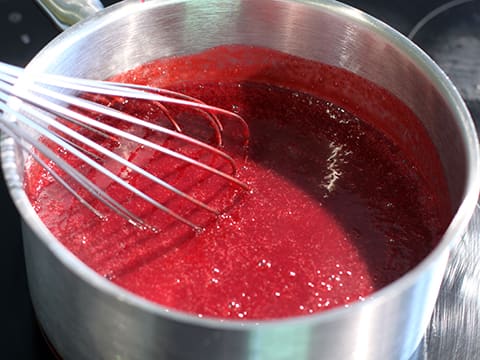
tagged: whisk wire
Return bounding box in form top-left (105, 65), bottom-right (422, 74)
top-left (0, 101), bottom-right (146, 228)
top-left (0, 97), bottom-right (202, 231)
top-left (0, 61), bottom-right (249, 230)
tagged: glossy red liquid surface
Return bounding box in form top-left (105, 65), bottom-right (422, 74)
top-left (25, 46), bottom-right (451, 320)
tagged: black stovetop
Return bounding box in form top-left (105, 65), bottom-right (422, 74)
top-left (1, 0), bottom-right (478, 359)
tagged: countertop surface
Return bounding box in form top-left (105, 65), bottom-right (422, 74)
top-left (1, 0), bottom-right (479, 359)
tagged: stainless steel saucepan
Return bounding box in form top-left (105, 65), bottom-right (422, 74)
top-left (2, 0), bottom-right (479, 359)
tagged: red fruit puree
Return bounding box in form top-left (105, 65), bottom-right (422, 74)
top-left (25, 45), bottom-right (451, 320)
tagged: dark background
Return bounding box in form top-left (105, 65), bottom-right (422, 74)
top-left (0, 0), bottom-right (477, 358)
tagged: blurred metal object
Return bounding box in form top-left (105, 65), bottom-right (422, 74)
top-left (34, 0), bottom-right (103, 29)
top-left (2, 1), bottom-right (479, 359)
top-left (412, 205), bottom-right (480, 359)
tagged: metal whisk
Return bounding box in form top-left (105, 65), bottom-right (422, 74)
top-left (0, 61), bottom-right (249, 231)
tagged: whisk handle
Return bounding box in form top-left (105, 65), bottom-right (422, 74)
top-left (34, 0), bottom-right (104, 30)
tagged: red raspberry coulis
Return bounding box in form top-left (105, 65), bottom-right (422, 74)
top-left (25, 45), bottom-right (451, 320)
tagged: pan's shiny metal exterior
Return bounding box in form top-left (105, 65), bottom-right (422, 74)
top-left (2, 1), bottom-right (479, 359)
